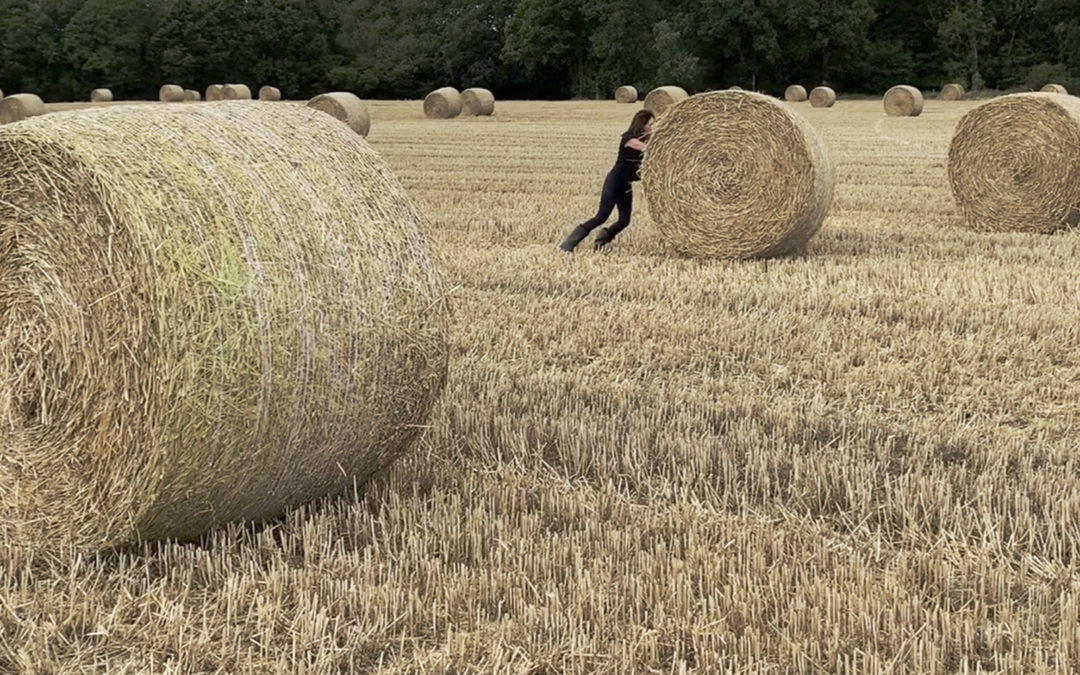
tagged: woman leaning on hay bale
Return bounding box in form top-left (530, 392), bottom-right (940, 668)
top-left (559, 109), bottom-right (655, 252)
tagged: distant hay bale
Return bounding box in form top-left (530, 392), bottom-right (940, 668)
top-left (259, 86), bottom-right (281, 101)
top-left (784, 85), bottom-right (807, 102)
top-left (0, 89), bottom-right (4, 101)
top-left (883, 85), bottom-right (924, 116)
top-left (206, 84), bottom-right (225, 102)
top-left (90, 88), bottom-right (113, 103)
top-left (223, 84), bottom-right (252, 100)
top-left (941, 83), bottom-right (965, 101)
top-left (307, 92), bottom-right (371, 137)
top-left (809, 86), bottom-right (836, 108)
top-left (641, 90), bottom-right (834, 259)
top-left (947, 93), bottom-right (1080, 234)
top-left (0, 94), bottom-right (46, 125)
top-left (461, 88), bottom-right (494, 116)
top-left (643, 86), bottom-right (688, 115)
top-left (615, 85), bottom-right (638, 103)
top-left (424, 87), bottom-right (461, 118)
top-left (159, 84), bottom-right (185, 103)
top-left (728, 86), bottom-right (743, 91)
top-left (0, 101), bottom-right (449, 555)
top-left (183, 89), bottom-right (201, 102)
top-left (1041, 84), bottom-right (1068, 95)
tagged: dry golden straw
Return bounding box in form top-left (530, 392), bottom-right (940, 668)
top-left (460, 88), bottom-right (495, 116)
top-left (884, 85), bottom-right (923, 116)
top-left (0, 94), bottom-right (46, 125)
top-left (90, 88), bottom-right (113, 103)
top-left (259, 86), bottom-right (281, 101)
top-left (183, 89), bottom-right (201, 102)
top-left (206, 84), bottom-right (224, 101)
top-left (424, 87), bottom-right (462, 118)
top-left (159, 84), bottom-right (184, 102)
top-left (615, 85), bottom-right (638, 103)
top-left (0, 102), bottom-right (449, 555)
top-left (307, 92), bottom-right (371, 137)
top-left (223, 83), bottom-right (252, 100)
top-left (784, 85), bottom-right (807, 102)
top-left (643, 86), bottom-right (688, 115)
top-left (941, 83), bottom-right (965, 101)
top-left (809, 86), bottom-right (836, 108)
top-left (641, 90), bottom-right (834, 259)
top-left (1041, 84), bottom-right (1068, 94)
top-left (947, 92), bottom-right (1080, 233)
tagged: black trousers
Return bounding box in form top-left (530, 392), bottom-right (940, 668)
top-left (580, 168), bottom-right (633, 238)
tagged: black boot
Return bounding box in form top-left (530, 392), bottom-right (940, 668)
top-left (593, 228), bottom-right (613, 250)
top-left (558, 225), bottom-right (590, 252)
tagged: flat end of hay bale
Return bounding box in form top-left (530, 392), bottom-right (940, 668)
top-left (307, 92), bottom-right (371, 137)
top-left (643, 86), bottom-right (689, 115)
top-left (615, 85), bottom-right (638, 103)
top-left (460, 88), bottom-right (495, 116)
top-left (0, 93), bottom-right (46, 125)
top-left (424, 87), bottom-right (462, 118)
top-left (883, 85), bottom-right (924, 116)
top-left (90, 88), bottom-right (113, 103)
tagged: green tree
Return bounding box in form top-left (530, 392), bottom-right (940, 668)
top-left (503, 0), bottom-right (593, 97)
top-left (63, 0), bottom-right (164, 99)
top-left (938, 0), bottom-right (995, 89)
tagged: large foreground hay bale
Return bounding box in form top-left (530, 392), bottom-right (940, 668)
top-left (0, 94), bottom-right (46, 125)
top-left (90, 88), bottom-right (113, 103)
top-left (223, 83), bottom-right (252, 100)
top-left (643, 86), bottom-right (688, 115)
top-left (947, 93), bottom-right (1080, 233)
top-left (641, 91), bottom-right (834, 259)
top-left (424, 87), bottom-right (461, 118)
top-left (0, 102), bottom-right (449, 554)
top-left (615, 85), bottom-right (638, 103)
top-left (183, 89), bottom-right (201, 102)
top-left (159, 84), bottom-right (185, 102)
top-left (809, 86), bottom-right (836, 108)
top-left (307, 92), bottom-right (371, 137)
top-left (461, 88), bottom-right (495, 116)
top-left (259, 85), bottom-right (282, 101)
top-left (883, 85), bottom-right (923, 116)
top-left (941, 83), bottom-right (965, 101)
top-left (1041, 84), bottom-right (1068, 94)
top-left (784, 85), bottom-right (807, 102)
top-left (206, 84), bottom-right (225, 101)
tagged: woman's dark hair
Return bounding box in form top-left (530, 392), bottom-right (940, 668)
top-left (624, 109), bottom-right (655, 141)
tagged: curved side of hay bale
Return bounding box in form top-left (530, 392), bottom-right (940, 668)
top-left (784, 85), bottom-right (808, 102)
top-left (643, 86), bottom-right (689, 116)
top-left (0, 94), bottom-right (47, 125)
top-left (259, 86), bottom-right (282, 101)
top-left (423, 87), bottom-right (462, 118)
top-left (883, 85), bottom-right (924, 116)
top-left (206, 84), bottom-right (225, 102)
top-left (1041, 84), bottom-right (1068, 95)
top-left (0, 89), bottom-right (4, 101)
top-left (223, 84), bottom-right (253, 100)
top-left (941, 83), bottom-right (966, 101)
top-left (640, 90), bottom-right (835, 260)
top-left (90, 88), bottom-right (113, 103)
top-left (307, 92), bottom-right (371, 137)
top-left (460, 88), bottom-right (495, 116)
top-left (159, 84), bottom-right (185, 103)
top-left (183, 89), bottom-right (201, 102)
top-left (947, 93), bottom-right (1080, 234)
top-left (615, 85), bottom-right (638, 103)
top-left (0, 102), bottom-right (449, 554)
top-left (809, 86), bottom-right (836, 108)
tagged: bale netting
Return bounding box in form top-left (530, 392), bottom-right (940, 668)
top-left (615, 85), bottom-right (638, 103)
top-left (784, 85), bottom-right (807, 102)
top-left (424, 87), bottom-right (461, 118)
top-left (1041, 84), bottom-right (1068, 95)
top-left (183, 89), bottom-right (201, 102)
top-left (91, 88), bottom-right (113, 103)
top-left (941, 83), bottom-right (965, 101)
top-left (644, 86), bottom-right (688, 116)
top-left (461, 88), bottom-right (495, 116)
top-left (206, 84), bottom-right (225, 101)
top-left (640, 91), bottom-right (834, 260)
top-left (223, 83), bottom-right (252, 100)
top-left (947, 93), bottom-right (1080, 234)
top-left (159, 84), bottom-right (185, 102)
top-left (307, 92), bottom-right (371, 137)
top-left (0, 102), bottom-right (449, 555)
top-left (0, 94), bottom-right (46, 125)
top-left (259, 86), bottom-right (282, 101)
top-left (809, 86), bottom-right (836, 108)
top-left (884, 85), bottom-right (924, 116)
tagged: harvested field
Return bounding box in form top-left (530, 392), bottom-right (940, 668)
top-left (4, 98), bottom-right (1080, 672)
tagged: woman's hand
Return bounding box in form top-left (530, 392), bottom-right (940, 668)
top-left (625, 137), bottom-right (648, 151)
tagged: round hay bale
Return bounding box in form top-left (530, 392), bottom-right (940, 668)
top-left (728, 86), bottom-right (743, 91)
top-left (90, 88), bottom-right (113, 103)
top-left (947, 93), bottom-right (1080, 234)
top-left (159, 84), bottom-right (185, 103)
top-left (643, 86), bottom-right (689, 115)
top-left (222, 84), bottom-right (252, 100)
top-left (809, 86), bottom-right (836, 108)
top-left (784, 85), bottom-right (807, 102)
top-left (460, 87), bottom-right (494, 116)
top-left (206, 84), bottom-right (225, 102)
top-left (0, 94), bottom-right (46, 125)
top-left (0, 88), bottom-right (4, 100)
top-left (615, 85), bottom-right (638, 103)
top-left (307, 92), bottom-right (371, 137)
top-left (883, 85), bottom-right (924, 116)
top-left (259, 86), bottom-right (282, 101)
top-left (0, 101), bottom-right (448, 555)
top-left (941, 83), bottom-right (966, 101)
top-left (640, 90), bottom-right (834, 260)
top-left (1041, 83), bottom-right (1068, 95)
top-left (183, 89), bottom-right (201, 102)
top-left (423, 87), bottom-right (461, 118)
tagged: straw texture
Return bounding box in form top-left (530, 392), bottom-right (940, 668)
top-left (641, 91), bottom-right (834, 260)
top-left (307, 92), bottom-right (371, 137)
top-left (0, 94), bottom-right (46, 124)
top-left (785, 85), bottom-right (807, 102)
top-left (884, 85), bottom-right (923, 116)
top-left (91, 88), bottom-right (113, 103)
top-left (206, 84), bottom-right (224, 102)
top-left (947, 93), bottom-right (1080, 234)
top-left (159, 84), bottom-right (184, 102)
top-left (643, 86), bottom-right (688, 115)
top-left (1041, 84), bottom-right (1068, 94)
top-left (183, 89), bottom-right (201, 102)
top-left (223, 84), bottom-right (252, 100)
top-left (809, 86), bottom-right (836, 108)
top-left (615, 86), bottom-right (638, 103)
top-left (941, 83), bottom-right (965, 101)
top-left (461, 88), bottom-right (494, 116)
top-left (0, 102), bottom-right (449, 555)
top-left (424, 87), bottom-right (461, 118)
top-left (259, 86), bottom-right (282, 101)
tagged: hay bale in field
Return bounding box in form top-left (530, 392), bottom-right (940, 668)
top-left (159, 84), bottom-right (185, 102)
top-left (0, 102), bottom-right (449, 554)
top-left (223, 83), bottom-right (252, 100)
top-left (784, 85), bottom-right (807, 102)
top-left (947, 93), bottom-right (1080, 234)
top-left (461, 87), bottom-right (494, 116)
top-left (206, 84), bottom-right (225, 101)
top-left (809, 86), bottom-right (836, 108)
top-left (640, 90), bottom-right (834, 259)
top-left (307, 92), bottom-right (371, 137)
top-left (424, 87), bottom-right (461, 118)
top-left (259, 86), bottom-right (281, 101)
top-left (615, 85), bottom-right (638, 103)
top-left (183, 89), bottom-right (201, 102)
top-left (0, 94), bottom-right (46, 125)
top-left (90, 88), bottom-right (113, 103)
top-left (1041, 84), bottom-right (1068, 95)
top-left (883, 85), bottom-right (923, 116)
top-left (643, 86), bottom-right (688, 115)
top-left (941, 83), bottom-right (965, 101)
top-left (728, 85), bottom-right (743, 91)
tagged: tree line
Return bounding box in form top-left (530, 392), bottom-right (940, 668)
top-left (1, 0), bottom-right (1078, 103)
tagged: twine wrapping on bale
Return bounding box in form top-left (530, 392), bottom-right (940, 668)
top-left (809, 86), bottom-right (836, 108)
top-left (159, 84), bottom-right (185, 102)
top-left (183, 89), bottom-right (201, 102)
top-left (0, 102), bottom-right (449, 555)
top-left (424, 87), bottom-right (462, 118)
top-left (941, 83), bottom-right (965, 101)
top-left (206, 84), bottom-right (224, 102)
top-left (259, 86), bottom-right (282, 101)
top-left (91, 88), bottom-right (113, 103)
top-left (785, 85), bottom-right (807, 102)
top-left (307, 92), bottom-right (371, 137)
top-left (460, 88), bottom-right (495, 116)
top-left (615, 85), bottom-right (638, 103)
top-left (223, 84), bottom-right (252, 100)
top-left (947, 93), bottom-right (1080, 234)
top-left (1041, 84), bottom-right (1068, 95)
top-left (643, 86), bottom-right (688, 116)
top-left (0, 94), bottom-right (46, 125)
top-left (884, 85), bottom-right (924, 116)
top-left (640, 90), bottom-right (834, 260)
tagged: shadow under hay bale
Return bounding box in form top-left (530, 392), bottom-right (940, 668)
top-left (615, 86), bottom-right (638, 103)
top-left (643, 86), bottom-right (688, 115)
top-left (91, 88), bottom-right (113, 103)
top-left (785, 85), bottom-right (807, 102)
top-left (0, 94), bottom-right (46, 124)
top-left (810, 86), bottom-right (836, 108)
top-left (307, 92), bottom-right (371, 137)
top-left (884, 85), bottom-right (924, 116)
top-left (0, 102), bottom-right (449, 555)
top-left (461, 88), bottom-right (494, 116)
top-left (424, 87), bottom-right (462, 118)
top-left (641, 90), bottom-right (834, 260)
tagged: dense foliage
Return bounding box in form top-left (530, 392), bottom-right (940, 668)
top-left (1, 0), bottom-right (1078, 101)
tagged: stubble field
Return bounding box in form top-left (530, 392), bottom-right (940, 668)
top-left (4, 98), bottom-right (1080, 673)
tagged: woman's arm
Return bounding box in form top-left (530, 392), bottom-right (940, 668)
top-left (625, 137), bottom-right (648, 151)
